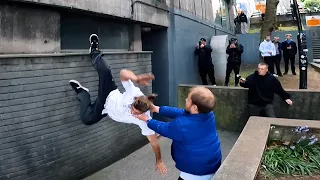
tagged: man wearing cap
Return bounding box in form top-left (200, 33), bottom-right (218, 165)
top-left (194, 38), bottom-right (216, 86)
top-left (225, 38), bottom-right (244, 86)
top-left (281, 34), bottom-right (297, 75)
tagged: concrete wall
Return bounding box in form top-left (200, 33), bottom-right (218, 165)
top-left (132, 0), bottom-right (169, 27)
top-left (60, 11), bottom-right (132, 50)
top-left (11, 0), bottom-right (132, 19)
top-left (0, 52), bottom-right (152, 180)
top-left (178, 85), bottom-right (320, 132)
top-left (236, 30), bottom-right (314, 64)
top-left (167, 8), bottom-right (235, 106)
top-left (0, 3), bottom-right (60, 54)
top-left (11, 0), bottom-right (170, 27)
top-left (173, 0), bottom-right (214, 21)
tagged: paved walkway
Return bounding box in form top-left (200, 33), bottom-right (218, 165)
top-left (84, 130), bottom-right (239, 180)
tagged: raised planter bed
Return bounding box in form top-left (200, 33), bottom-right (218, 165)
top-left (256, 126), bottom-right (320, 180)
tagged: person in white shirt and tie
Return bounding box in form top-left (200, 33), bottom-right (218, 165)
top-left (69, 34), bottom-right (167, 176)
top-left (259, 34), bottom-right (277, 76)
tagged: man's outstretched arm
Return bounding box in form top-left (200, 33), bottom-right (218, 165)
top-left (151, 105), bottom-right (185, 119)
top-left (120, 69), bottom-right (154, 83)
top-left (147, 134), bottom-right (167, 175)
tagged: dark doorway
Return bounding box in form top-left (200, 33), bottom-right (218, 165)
top-left (142, 27), bottom-right (169, 121)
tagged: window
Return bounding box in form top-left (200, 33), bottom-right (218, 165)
top-left (212, 0), bottom-right (222, 26)
top-left (220, 0), bottom-right (228, 28)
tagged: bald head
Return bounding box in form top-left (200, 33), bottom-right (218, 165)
top-left (189, 86), bottom-right (215, 113)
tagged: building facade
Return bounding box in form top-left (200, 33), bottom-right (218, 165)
top-left (0, 1), bottom-right (234, 179)
top-left (1, 0), bottom-right (235, 107)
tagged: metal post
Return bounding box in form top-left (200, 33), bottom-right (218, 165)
top-left (292, 0), bottom-right (308, 89)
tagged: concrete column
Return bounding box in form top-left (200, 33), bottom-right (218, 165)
top-left (132, 24), bottom-right (142, 51)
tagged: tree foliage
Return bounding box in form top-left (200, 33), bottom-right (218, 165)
top-left (304, 0), bottom-right (320, 9)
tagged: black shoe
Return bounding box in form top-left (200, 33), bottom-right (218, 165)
top-left (283, 72), bottom-right (288, 75)
top-left (69, 80), bottom-right (89, 94)
top-left (292, 72), bottom-right (297, 75)
top-left (89, 34), bottom-right (99, 53)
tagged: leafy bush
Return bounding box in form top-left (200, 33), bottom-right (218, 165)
top-left (260, 126), bottom-right (320, 178)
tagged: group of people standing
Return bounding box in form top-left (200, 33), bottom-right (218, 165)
top-left (194, 34), bottom-right (298, 87)
top-left (259, 34), bottom-right (297, 76)
top-left (194, 37), bottom-right (294, 118)
top-left (194, 37), bottom-right (244, 87)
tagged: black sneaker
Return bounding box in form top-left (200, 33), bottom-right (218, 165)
top-left (69, 80), bottom-right (89, 94)
top-left (89, 34), bottom-right (99, 53)
top-left (292, 72), bottom-right (297, 75)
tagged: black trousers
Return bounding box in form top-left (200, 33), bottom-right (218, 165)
top-left (274, 54), bottom-right (282, 76)
top-left (225, 62), bottom-right (240, 86)
top-left (76, 50), bottom-right (117, 125)
top-left (199, 65), bottom-right (216, 85)
top-left (264, 56), bottom-right (275, 74)
top-left (283, 55), bottom-right (296, 74)
top-left (248, 104), bottom-right (276, 117)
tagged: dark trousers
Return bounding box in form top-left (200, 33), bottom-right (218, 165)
top-left (284, 55), bottom-right (296, 74)
top-left (199, 65), bottom-right (216, 85)
top-left (76, 50), bottom-right (117, 125)
top-left (225, 62), bottom-right (240, 86)
top-left (248, 104), bottom-right (276, 117)
top-left (178, 177), bottom-right (184, 180)
top-left (274, 54), bottom-right (282, 76)
top-left (264, 56), bottom-right (275, 74)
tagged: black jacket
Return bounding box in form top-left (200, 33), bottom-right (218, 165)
top-left (240, 71), bottom-right (291, 106)
top-left (194, 45), bottom-right (213, 68)
top-left (235, 14), bottom-right (248, 23)
top-left (281, 40), bottom-right (297, 57)
top-left (226, 43), bottom-right (244, 64)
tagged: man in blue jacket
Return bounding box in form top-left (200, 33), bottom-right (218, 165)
top-left (134, 86), bottom-right (222, 180)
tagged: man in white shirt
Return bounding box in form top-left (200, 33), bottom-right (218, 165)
top-left (259, 35), bottom-right (276, 75)
top-left (69, 34), bottom-right (167, 175)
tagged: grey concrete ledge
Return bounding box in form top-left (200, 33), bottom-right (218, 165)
top-left (179, 84), bottom-right (320, 93)
top-left (0, 51), bottom-right (153, 59)
top-left (213, 117), bottom-right (320, 180)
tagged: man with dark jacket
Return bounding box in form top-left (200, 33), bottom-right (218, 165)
top-left (281, 34), bottom-right (297, 75)
top-left (273, 37), bottom-right (283, 76)
top-left (235, 11), bottom-right (248, 34)
top-left (240, 63), bottom-right (293, 117)
top-left (225, 38), bottom-right (244, 86)
top-left (194, 38), bottom-right (216, 86)
top-left (134, 86), bottom-right (222, 180)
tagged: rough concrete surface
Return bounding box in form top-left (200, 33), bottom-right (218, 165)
top-left (0, 3), bottom-right (60, 53)
top-left (84, 130), bottom-right (239, 180)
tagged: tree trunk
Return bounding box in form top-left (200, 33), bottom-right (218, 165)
top-left (260, 0), bottom-right (280, 42)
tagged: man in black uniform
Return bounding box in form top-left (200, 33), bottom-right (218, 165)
top-left (281, 34), bottom-right (297, 75)
top-left (225, 38), bottom-right (244, 86)
top-left (194, 38), bottom-right (216, 86)
top-left (240, 63), bottom-right (293, 117)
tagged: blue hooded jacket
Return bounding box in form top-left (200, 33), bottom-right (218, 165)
top-left (147, 106), bottom-right (222, 175)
